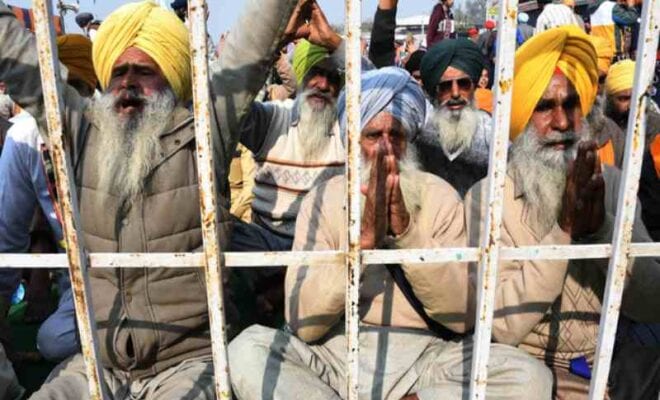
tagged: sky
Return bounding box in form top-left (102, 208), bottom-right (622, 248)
top-left (7, 0), bottom-right (433, 39)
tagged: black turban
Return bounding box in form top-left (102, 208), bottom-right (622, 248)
top-left (420, 38), bottom-right (485, 98)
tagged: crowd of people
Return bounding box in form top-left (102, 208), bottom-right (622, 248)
top-left (0, 0), bottom-right (659, 398)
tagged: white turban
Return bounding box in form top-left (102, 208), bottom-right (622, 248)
top-left (337, 67), bottom-right (426, 143)
top-left (535, 4), bottom-right (582, 33)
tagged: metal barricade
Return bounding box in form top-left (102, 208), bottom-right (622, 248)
top-left (0, 0), bottom-right (658, 399)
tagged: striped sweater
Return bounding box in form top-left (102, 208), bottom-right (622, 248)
top-left (241, 99), bottom-right (345, 238)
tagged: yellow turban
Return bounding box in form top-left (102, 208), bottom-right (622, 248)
top-left (92, 1), bottom-right (191, 101)
top-left (605, 59), bottom-right (635, 95)
top-left (590, 35), bottom-right (614, 76)
top-left (292, 39), bottom-right (330, 85)
top-left (57, 34), bottom-right (97, 90)
top-left (511, 26), bottom-right (598, 140)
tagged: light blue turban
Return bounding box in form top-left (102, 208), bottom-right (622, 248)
top-left (338, 67), bottom-right (427, 143)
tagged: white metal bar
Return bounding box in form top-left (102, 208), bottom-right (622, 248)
top-left (3, 243), bottom-right (659, 268)
top-left (187, 0), bottom-right (232, 398)
top-left (589, 0), bottom-right (660, 397)
top-left (344, 0), bottom-right (362, 397)
top-left (468, 0), bottom-right (518, 398)
top-left (31, 1), bottom-right (107, 398)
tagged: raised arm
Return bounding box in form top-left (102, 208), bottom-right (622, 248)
top-left (0, 3), bottom-right (47, 129)
top-left (0, 3), bottom-right (87, 148)
top-left (368, 0), bottom-right (398, 68)
top-left (210, 0), bottom-right (301, 156)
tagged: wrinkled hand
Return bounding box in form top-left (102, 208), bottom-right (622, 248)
top-left (360, 140), bottom-right (410, 249)
top-left (559, 141), bottom-right (605, 239)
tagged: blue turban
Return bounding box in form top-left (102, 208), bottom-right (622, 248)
top-left (337, 67), bottom-right (426, 143)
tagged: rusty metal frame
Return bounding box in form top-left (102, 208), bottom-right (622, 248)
top-left (187, 0), bottom-right (232, 398)
top-left (2, 0), bottom-right (657, 399)
top-left (31, 0), bottom-right (107, 398)
top-left (468, 0), bottom-right (518, 397)
top-left (344, 0), bottom-right (363, 398)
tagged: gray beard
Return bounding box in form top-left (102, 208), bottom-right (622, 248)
top-left (509, 121), bottom-right (591, 236)
top-left (93, 89), bottom-right (176, 201)
top-left (297, 90), bottom-right (337, 160)
top-left (430, 102), bottom-right (479, 156)
top-left (360, 146), bottom-right (422, 215)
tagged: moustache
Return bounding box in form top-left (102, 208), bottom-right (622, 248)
top-left (305, 89), bottom-right (334, 103)
top-left (444, 98), bottom-right (468, 107)
top-left (114, 88), bottom-right (146, 110)
top-left (540, 131), bottom-right (578, 147)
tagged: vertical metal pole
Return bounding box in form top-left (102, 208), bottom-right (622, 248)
top-left (468, 0), bottom-right (518, 398)
top-left (31, 1), bottom-right (107, 398)
top-left (344, 0), bottom-right (362, 398)
top-left (589, 1), bottom-right (660, 398)
top-left (187, 1), bottom-right (232, 399)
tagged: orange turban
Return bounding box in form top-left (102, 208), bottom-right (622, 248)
top-left (56, 34), bottom-right (97, 90)
top-left (511, 26), bottom-right (598, 140)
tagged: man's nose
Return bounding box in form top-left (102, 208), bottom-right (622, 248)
top-left (451, 80), bottom-right (460, 98)
top-left (313, 75), bottom-right (330, 91)
top-left (551, 106), bottom-right (570, 132)
top-left (120, 70), bottom-right (139, 90)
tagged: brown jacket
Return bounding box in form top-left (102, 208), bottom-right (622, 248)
top-left (0, 0), bottom-right (298, 379)
top-left (465, 166), bottom-right (660, 371)
top-left (286, 172), bottom-right (471, 343)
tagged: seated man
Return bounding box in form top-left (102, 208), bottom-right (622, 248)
top-left (0, 0), bottom-right (301, 397)
top-left (466, 26), bottom-right (660, 398)
top-left (229, 67), bottom-right (551, 400)
top-left (416, 38), bottom-right (493, 197)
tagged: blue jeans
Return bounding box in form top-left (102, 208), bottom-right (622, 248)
top-left (37, 288), bottom-right (79, 362)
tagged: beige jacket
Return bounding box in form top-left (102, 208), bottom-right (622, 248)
top-left (465, 166), bottom-right (660, 370)
top-left (286, 171), bottom-right (471, 343)
top-left (0, 0), bottom-right (298, 379)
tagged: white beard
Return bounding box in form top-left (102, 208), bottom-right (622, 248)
top-left (430, 102), bottom-right (479, 156)
top-left (93, 89), bottom-right (176, 201)
top-left (509, 121), bottom-right (591, 235)
top-left (297, 89), bottom-right (337, 160)
top-left (360, 146), bottom-right (423, 215)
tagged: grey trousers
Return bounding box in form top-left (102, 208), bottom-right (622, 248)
top-left (29, 354), bottom-right (214, 400)
top-left (228, 324), bottom-right (553, 400)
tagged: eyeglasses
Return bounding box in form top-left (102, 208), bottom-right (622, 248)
top-left (436, 77), bottom-right (473, 96)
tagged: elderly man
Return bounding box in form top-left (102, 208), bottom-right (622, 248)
top-left (0, 34), bottom-right (97, 362)
top-left (228, 67), bottom-right (551, 400)
top-left (0, 0), bottom-right (302, 397)
top-left (234, 1), bottom-right (347, 252)
top-left (415, 38), bottom-right (492, 197)
top-left (466, 26), bottom-right (660, 398)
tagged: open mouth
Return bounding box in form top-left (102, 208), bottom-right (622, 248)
top-left (115, 96), bottom-right (145, 114)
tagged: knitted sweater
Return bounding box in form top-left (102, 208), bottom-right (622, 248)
top-left (241, 99), bottom-right (345, 238)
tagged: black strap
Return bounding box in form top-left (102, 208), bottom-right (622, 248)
top-left (386, 264), bottom-right (461, 341)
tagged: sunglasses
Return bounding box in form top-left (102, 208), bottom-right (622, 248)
top-left (436, 77), bottom-right (473, 96)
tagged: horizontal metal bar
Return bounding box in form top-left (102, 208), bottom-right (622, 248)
top-left (2, 244), bottom-right (660, 268)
